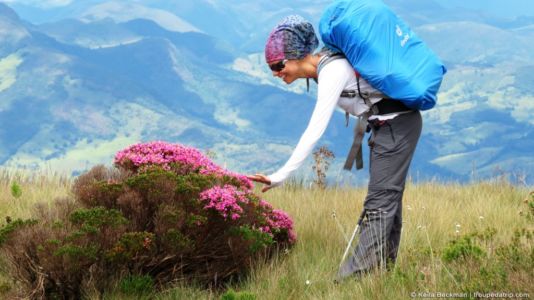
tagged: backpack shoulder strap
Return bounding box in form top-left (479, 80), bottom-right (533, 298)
top-left (318, 51), bottom-right (387, 100)
top-left (317, 51), bottom-right (345, 76)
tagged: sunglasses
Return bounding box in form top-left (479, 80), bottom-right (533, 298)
top-left (269, 59), bottom-right (288, 72)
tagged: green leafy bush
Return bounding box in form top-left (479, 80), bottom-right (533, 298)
top-left (442, 235), bottom-right (485, 262)
top-left (441, 224), bottom-right (533, 293)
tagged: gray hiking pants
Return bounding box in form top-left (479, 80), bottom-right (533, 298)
top-left (338, 110), bottom-right (422, 278)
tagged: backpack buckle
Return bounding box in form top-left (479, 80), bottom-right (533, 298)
top-left (340, 90), bottom-right (357, 98)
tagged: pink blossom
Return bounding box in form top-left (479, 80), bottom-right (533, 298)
top-left (199, 185), bottom-right (249, 220)
top-left (114, 141), bottom-right (253, 189)
top-left (259, 226), bottom-right (271, 233)
top-left (266, 209), bottom-right (296, 244)
top-left (259, 200), bottom-right (273, 210)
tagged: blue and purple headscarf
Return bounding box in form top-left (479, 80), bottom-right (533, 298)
top-left (265, 15), bottom-right (319, 64)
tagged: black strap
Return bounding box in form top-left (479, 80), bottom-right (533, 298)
top-left (356, 75), bottom-right (364, 100)
top-left (343, 111), bottom-right (370, 171)
top-left (340, 90), bottom-right (357, 98)
top-left (340, 77), bottom-right (387, 100)
top-left (374, 98), bottom-right (411, 115)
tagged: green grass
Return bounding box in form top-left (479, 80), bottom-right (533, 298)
top-left (0, 169), bottom-right (532, 299)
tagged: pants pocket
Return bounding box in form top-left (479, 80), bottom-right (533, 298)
top-left (371, 124), bottom-right (396, 155)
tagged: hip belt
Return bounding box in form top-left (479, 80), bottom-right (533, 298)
top-left (373, 98), bottom-right (411, 115)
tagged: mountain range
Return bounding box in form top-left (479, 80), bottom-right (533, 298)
top-left (0, 0), bottom-right (533, 185)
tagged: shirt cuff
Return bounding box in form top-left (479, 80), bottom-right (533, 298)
top-left (267, 172), bottom-right (285, 187)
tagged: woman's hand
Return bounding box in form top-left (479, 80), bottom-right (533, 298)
top-left (246, 174), bottom-right (273, 193)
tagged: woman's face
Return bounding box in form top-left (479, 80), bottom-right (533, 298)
top-left (270, 59), bottom-right (299, 84)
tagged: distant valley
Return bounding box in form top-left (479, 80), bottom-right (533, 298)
top-left (0, 0), bottom-right (533, 184)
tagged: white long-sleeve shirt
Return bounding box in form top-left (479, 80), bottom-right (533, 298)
top-left (267, 57), bottom-right (390, 186)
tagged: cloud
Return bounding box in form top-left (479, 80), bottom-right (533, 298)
top-left (3, 0), bottom-right (73, 8)
top-left (213, 105), bottom-right (251, 131)
top-left (81, 2), bottom-right (200, 33)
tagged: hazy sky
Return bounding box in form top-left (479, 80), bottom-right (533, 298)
top-left (2, 0), bottom-right (73, 8)
top-left (3, 0), bottom-right (534, 18)
top-left (436, 0), bottom-right (534, 18)
top-left (3, 0), bottom-right (534, 25)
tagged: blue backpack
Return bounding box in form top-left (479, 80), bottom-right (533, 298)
top-left (319, 0), bottom-right (447, 110)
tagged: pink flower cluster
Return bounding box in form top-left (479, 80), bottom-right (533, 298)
top-left (199, 185), bottom-right (249, 220)
top-left (200, 186), bottom-right (296, 244)
top-left (258, 200), bottom-right (273, 210)
top-left (254, 200), bottom-right (296, 244)
top-left (114, 141), bottom-right (253, 189)
top-left (267, 209), bottom-right (297, 244)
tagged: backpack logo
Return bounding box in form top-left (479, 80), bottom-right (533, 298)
top-left (396, 25), bottom-right (403, 36)
top-left (396, 25), bottom-right (410, 47)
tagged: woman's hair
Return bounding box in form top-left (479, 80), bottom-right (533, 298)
top-left (264, 15), bottom-right (319, 64)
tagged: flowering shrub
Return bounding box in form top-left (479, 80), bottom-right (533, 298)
top-left (0, 141), bottom-right (295, 298)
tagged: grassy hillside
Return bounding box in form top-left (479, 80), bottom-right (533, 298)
top-left (0, 170), bottom-right (532, 299)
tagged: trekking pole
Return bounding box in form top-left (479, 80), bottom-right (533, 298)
top-left (339, 209), bottom-right (366, 268)
top-left (332, 210), bottom-right (349, 243)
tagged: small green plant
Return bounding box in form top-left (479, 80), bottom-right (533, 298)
top-left (220, 288), bottom-right (256, 300)
top-left (495, 228), bottom-right (534, 265)
top-left (119, 274), bottom-right (154, 295)
top-left (440, 225), bottom-right (533, 294)
top-left (442, 235), bottom-right (485, 262)
top-left (10, 182), bottom-right (22, 199)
